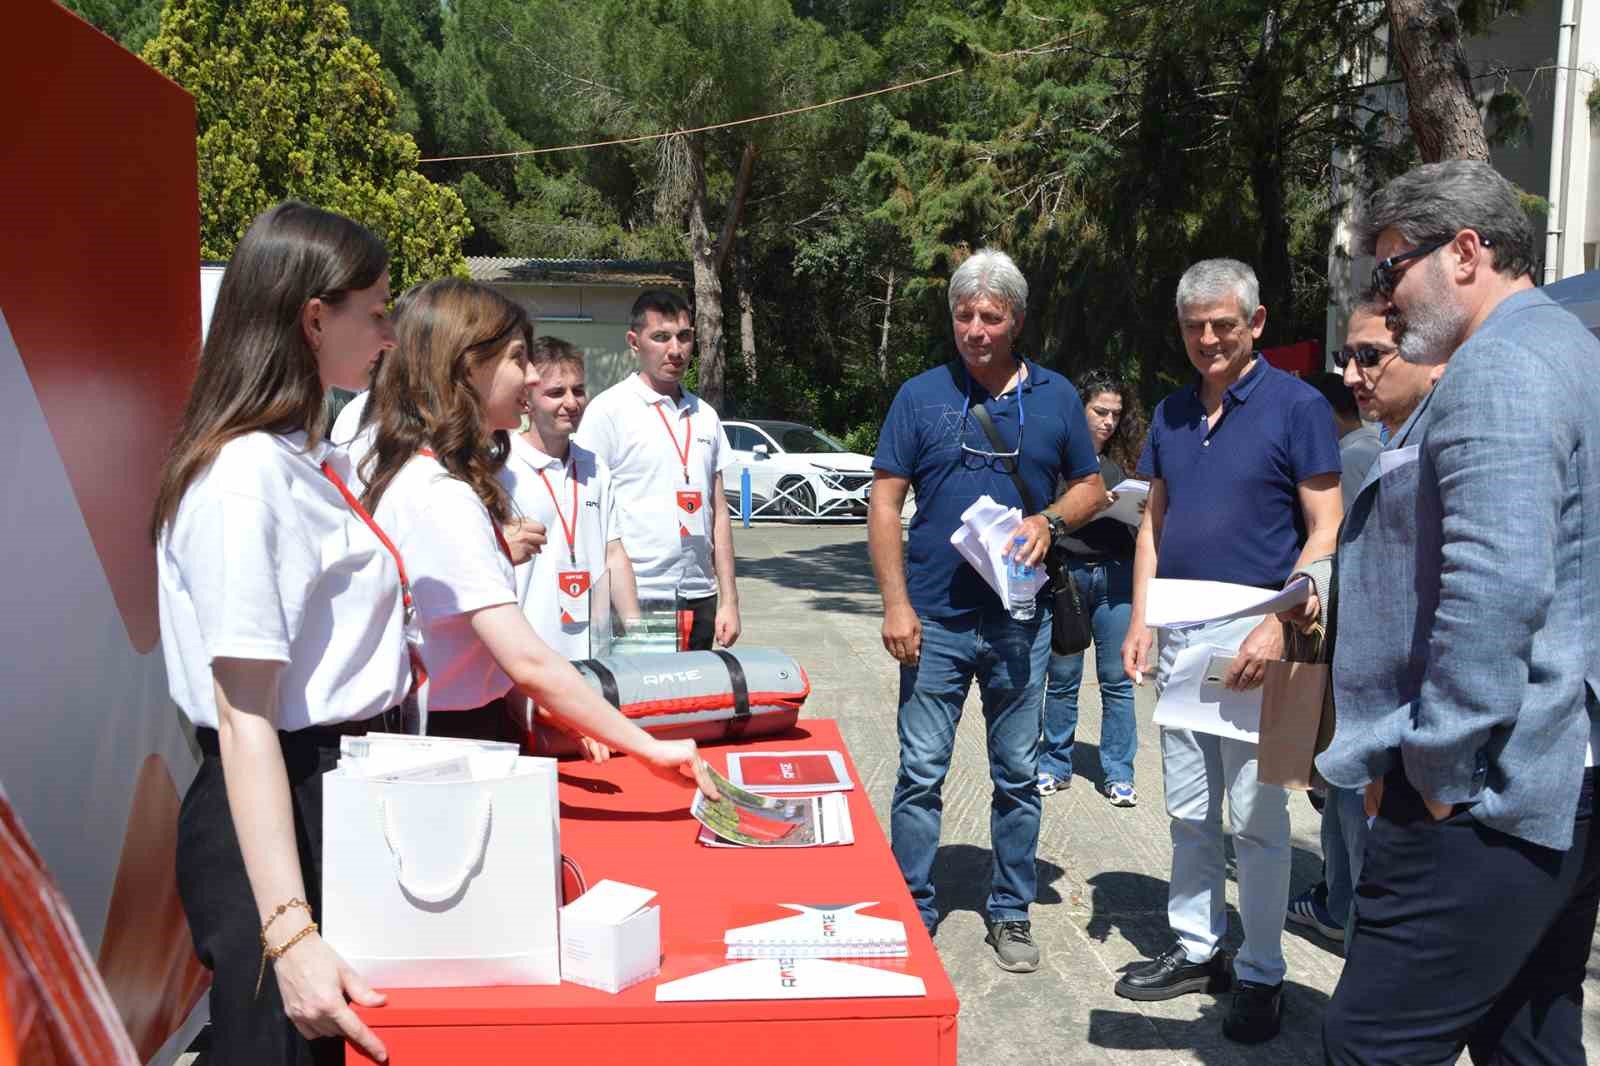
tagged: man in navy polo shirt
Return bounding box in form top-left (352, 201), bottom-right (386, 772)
top-left (1114, 258), bottom-right (1342, 1043)
top-left (868, 248), bottom-right (1105, 973)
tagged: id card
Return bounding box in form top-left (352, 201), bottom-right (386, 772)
top-left (558, 570), bottom-right (591, 625)
top-left (676, 489), bottom-right (705, 537)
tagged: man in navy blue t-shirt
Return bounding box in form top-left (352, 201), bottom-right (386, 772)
top-left (868, 249), bottom-right (1104, 973)
top-left (1111, 259), bottom-right (1342, 1044)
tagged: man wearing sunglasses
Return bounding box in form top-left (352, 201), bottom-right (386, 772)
top-left (869, 248), bottom-right (1105, 974)
top-left (1116, 258), bottom-right (1344, 1044)
top-left (1319, 160), bottom-right (1600, 1066)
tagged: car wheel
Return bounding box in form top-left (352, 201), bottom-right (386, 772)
top-left (774, 476), bottom-right (816, 518)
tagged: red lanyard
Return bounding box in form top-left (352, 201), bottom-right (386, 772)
top-left (536, 460), bottom-right (580, 566)
top-left (418, 447), bottom-right (515, 562)
top-left (319, 459), bottom-right (428, 695)
top-left (652, 403), bottom-right (692, 484)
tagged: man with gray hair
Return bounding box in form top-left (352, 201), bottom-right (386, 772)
top-left (1320, 160), bottom-right (1600, 1064)
top-left (869, 248), bottom-right (1105, 972)
top-left (1116, 258), bottom-right (1343, 1043)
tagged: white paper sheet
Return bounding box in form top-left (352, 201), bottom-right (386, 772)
top-left (1144, 577), bottom-right (1311, 630)
top-left (1151, 643), bottom-right (1264, 742)
top-left (1378, 444), bottom-right (1419, 476)
top-left (1102, 479), bottom-right (1149, 527)
top-left (949, 495), bottom-right (1048, 605)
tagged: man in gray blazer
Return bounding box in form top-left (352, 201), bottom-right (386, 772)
top-left (1319, 160), bottom-right (1600, 1064)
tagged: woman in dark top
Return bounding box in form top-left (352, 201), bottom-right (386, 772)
top-left (1038, 369), bottom-right (1147, 806)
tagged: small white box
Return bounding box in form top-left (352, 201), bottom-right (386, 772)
top-left (559, 879), bottom-right (661, 994)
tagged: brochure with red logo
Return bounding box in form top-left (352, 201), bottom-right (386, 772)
top-left (725, 750), bottom-right (852, 794)
top-left (690, 764), bottom-right (854, 848)
top-left (723, 902), bottom-right (908, 959)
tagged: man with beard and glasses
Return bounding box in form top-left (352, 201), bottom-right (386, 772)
top-left (1319, 159), bottom-right (1600, 1065)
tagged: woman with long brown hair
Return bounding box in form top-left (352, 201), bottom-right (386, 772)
top-left (153, 202), bottom-right (405, 1064)
top-left (359, 278), bottom-right (719, 790)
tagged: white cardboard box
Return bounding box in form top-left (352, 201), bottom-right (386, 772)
top-left (560, 880), bottom-right (661, 994)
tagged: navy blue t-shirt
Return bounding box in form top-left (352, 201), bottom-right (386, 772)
top-left (1136, 359), bottom-right (1340, 589)
top-left (874, 359), bottom-right (1099, 618)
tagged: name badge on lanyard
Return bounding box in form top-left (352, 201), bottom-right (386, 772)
top-left (676, 489), bottom-right (705, 538)
top-left (558, 570), bottom-right (591, 625)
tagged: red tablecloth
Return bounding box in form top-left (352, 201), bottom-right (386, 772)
top-left (354, 719), bottom-right (959, 1064)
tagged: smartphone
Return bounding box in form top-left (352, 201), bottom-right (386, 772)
top-left (1202, 654), bottom-right (1235, 685)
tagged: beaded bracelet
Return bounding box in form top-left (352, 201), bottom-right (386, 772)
top-left (256, 920), bottom-right (319, 996)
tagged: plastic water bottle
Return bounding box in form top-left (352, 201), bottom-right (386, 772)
top-left (1007, 535), bottom-right (1036, 620)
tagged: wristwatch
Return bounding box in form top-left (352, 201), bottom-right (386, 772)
top-left (1043, 512), bottom-right (1068, 544)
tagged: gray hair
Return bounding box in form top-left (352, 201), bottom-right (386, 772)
top-left (1354, 160), bottom-right (1535, 280)
top-left (948, 248), bottom-right (1029, 321)
top-left (1174, 258), bottom-right (1260, 319)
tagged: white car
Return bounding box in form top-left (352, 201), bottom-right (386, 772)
top-left (721, 420), bottom-right (874, 519)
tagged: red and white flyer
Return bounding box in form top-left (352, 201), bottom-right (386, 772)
top-left (725, 750), bottom-right (853, 794)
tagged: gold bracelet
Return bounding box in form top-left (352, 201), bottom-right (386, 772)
top-left (255, 920), bottom-right (319, 997)
top-left (260, 897), bottom-right (311, 940)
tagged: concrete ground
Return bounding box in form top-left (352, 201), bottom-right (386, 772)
top-left (731, 521), bottom-right (1600, 1066)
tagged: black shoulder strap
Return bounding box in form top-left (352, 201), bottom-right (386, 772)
top-left (576, 659), bottom-right (621, 708)
top-left (711, 650), bottom-right (752, 719)
top-left (969, 402), bottom-right (1038, 514)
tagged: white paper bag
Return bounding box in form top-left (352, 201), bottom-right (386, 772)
top-left (322, 755), bottom-right (561, 987)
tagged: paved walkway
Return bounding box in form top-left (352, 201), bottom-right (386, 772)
top-left (731, 521), bottom-right (1600, 1066)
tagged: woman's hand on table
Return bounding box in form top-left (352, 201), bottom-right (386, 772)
top-left (578, 735), bottom-right (612, 763)
top-left (639, 738), bottom-right (721, 801)
top-left (274, 930), bottom-right (388, 1062)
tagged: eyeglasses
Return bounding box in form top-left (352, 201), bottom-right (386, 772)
top-left (1371, 235), bottom-right (1494, 295)
top-left (957, 388), bottom-right (1026, 473)
top-left (1333, 343), bottom-right (1397, 370)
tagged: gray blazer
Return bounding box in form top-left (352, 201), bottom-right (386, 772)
top-left (1316, 287), bottom-right (1600, 850)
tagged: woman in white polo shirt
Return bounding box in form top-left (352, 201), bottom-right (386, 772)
top-left (356, 278), bottom-right (718, 791)
top-left (152, 203), bottom-right (407, 1065)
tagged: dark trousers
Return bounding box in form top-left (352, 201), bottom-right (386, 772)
top-left (677, 594), bottom-right (718, 651)
top-left (426, 696), bottom-right (522, 745)
top-left (1325, 765), bottom-right (1600, 1065)
top-left (178, 730), bottom-right (346, 1066)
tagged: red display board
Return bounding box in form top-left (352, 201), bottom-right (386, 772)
top-left (355, 720), bottom-right (960, 1065)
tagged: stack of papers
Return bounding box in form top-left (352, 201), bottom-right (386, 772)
top-left (724, 903), bottom-right (907, 959)
top-left (692, 765), bottom-right (853, 847)
top-left (1152, 643), bottom-right (1264, 742)
top-left (654, 958), bottom-right (925, 1001)
top-left (336, 734), bottom-right (520, 782)
top-left (1144, 577), bottom-right (1311, 630)
top-left (948, 495), bottom-right (1047, 604)
top-left (1101, 479), bottom-right (1150, 527)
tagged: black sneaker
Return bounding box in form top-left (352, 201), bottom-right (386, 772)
top-left (984, 919), bottom-right (1040, 972)
top-left (1113, 943), bottom-right (1233, 1001)
top-left (1222, 979), bottom-right (1283, 1043)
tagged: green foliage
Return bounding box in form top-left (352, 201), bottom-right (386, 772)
top-left (142, 0), bottom-right (469, 290)
top-left (1486, 86), bottom-right (1533, 148)
top-left (57, 0), bottom-right (164, 52)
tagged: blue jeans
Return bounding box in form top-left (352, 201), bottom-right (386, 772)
top-left (890, 605), bottom-right (1052, 930)
top-left (1321, 784), bottom-right (1369, 929)
top-left (1039, 558), bottom-right (1137, 786)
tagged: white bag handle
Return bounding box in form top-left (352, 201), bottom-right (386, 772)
top-left (379, 795), bottom-right (493, 903)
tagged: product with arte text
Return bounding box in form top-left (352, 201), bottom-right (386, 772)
top-left (724, 902), bottom-right (908, 959)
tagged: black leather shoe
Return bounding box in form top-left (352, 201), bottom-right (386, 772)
top-left (1222, 979), bottom-right (1283, 1043)
top-left (1113, 943), bottom-right (1233, 1001)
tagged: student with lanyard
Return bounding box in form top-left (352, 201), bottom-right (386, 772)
top-left (501, 336), bottom-right (641, 759)
top-left (356, 278), bottom-right (720, 796)
top-left (153, 202), bottom-right (408, 1065)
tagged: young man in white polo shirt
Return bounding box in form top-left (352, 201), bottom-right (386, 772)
top-left (575, 290), bottom-right (740, 650)
top-left (502, 336), bottom-right (639, 661)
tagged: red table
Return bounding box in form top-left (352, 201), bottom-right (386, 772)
top-left (354, 719), bottom-right (960, 1064)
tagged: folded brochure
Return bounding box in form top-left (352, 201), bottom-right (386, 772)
top-left (724, 750), bottom-right (853, 793)
top-left (692, 763), bottom-right (853, 847)
top-left (725, 903), bottom-right (907, 958)
top-left (654, 957), bottom-right (925, 1001)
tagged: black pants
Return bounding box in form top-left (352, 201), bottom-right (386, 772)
top-left (426, 696), bottom-right (522, 745)
top-left (178, 728), bottom-right (352, 1066)
top-left (678, 593), bottom-right (718, 651)
top-left (1325, 764), bottom-right (1600, 1065)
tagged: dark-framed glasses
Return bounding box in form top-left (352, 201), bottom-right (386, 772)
top-left (1333, 343), bottom-right (1397, 370)
top-left (1371, 235), bottom-right (1493, 296)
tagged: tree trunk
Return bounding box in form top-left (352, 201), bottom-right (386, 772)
top-left (687, 136), bottom-right (726, 411)
top-left (877, 267), bottom-right (896, 383)
top-left (1387, 0), bottom-right (1490, 162)
top-left (1247, 9), bottom-right (1293, 341)
top-left (736, 243), bottom-right (756, 386)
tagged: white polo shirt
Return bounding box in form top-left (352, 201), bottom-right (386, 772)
top-left (574, 373), bottom-right (733, 600)
top-left (158, 431), bottom-right (410, 731)
top-left (330, 390), bottom-right (370, 447)
top-left (499, 435), bottom-right (617, 660)
top-left (373, 454), bottom-right (518, 713)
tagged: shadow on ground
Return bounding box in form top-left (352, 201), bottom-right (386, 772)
top-left (737, 538), bottom-right (879, 607)
top-left (928, 843), bottom-right (1068, 929)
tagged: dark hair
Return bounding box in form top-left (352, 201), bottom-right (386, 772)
top-left (361, 278), bottom-right (533, 525)
top-left (1311, 372), bottom-right (1360, 419)
top-left (1075, 368), bottom-right (1147, 471)
top-left (1350, 286), bottom-right (1388, 319)
top-left (150, 201), bottom-right (388, 542)
top-left (530, 335), bottom-right (585, 376)
top-left (1354, 160), bottom-right (1536, 280)
top-left (629, 289), bottom-right (691, 332)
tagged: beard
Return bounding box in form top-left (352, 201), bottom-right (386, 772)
top-left (1391, 259), bottom-right (1469, 366)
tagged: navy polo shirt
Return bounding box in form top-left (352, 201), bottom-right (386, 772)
top-left (1136, 358), bottom-right (1340, 589)
top-left (875, 359), bottom-right (1099, 618)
